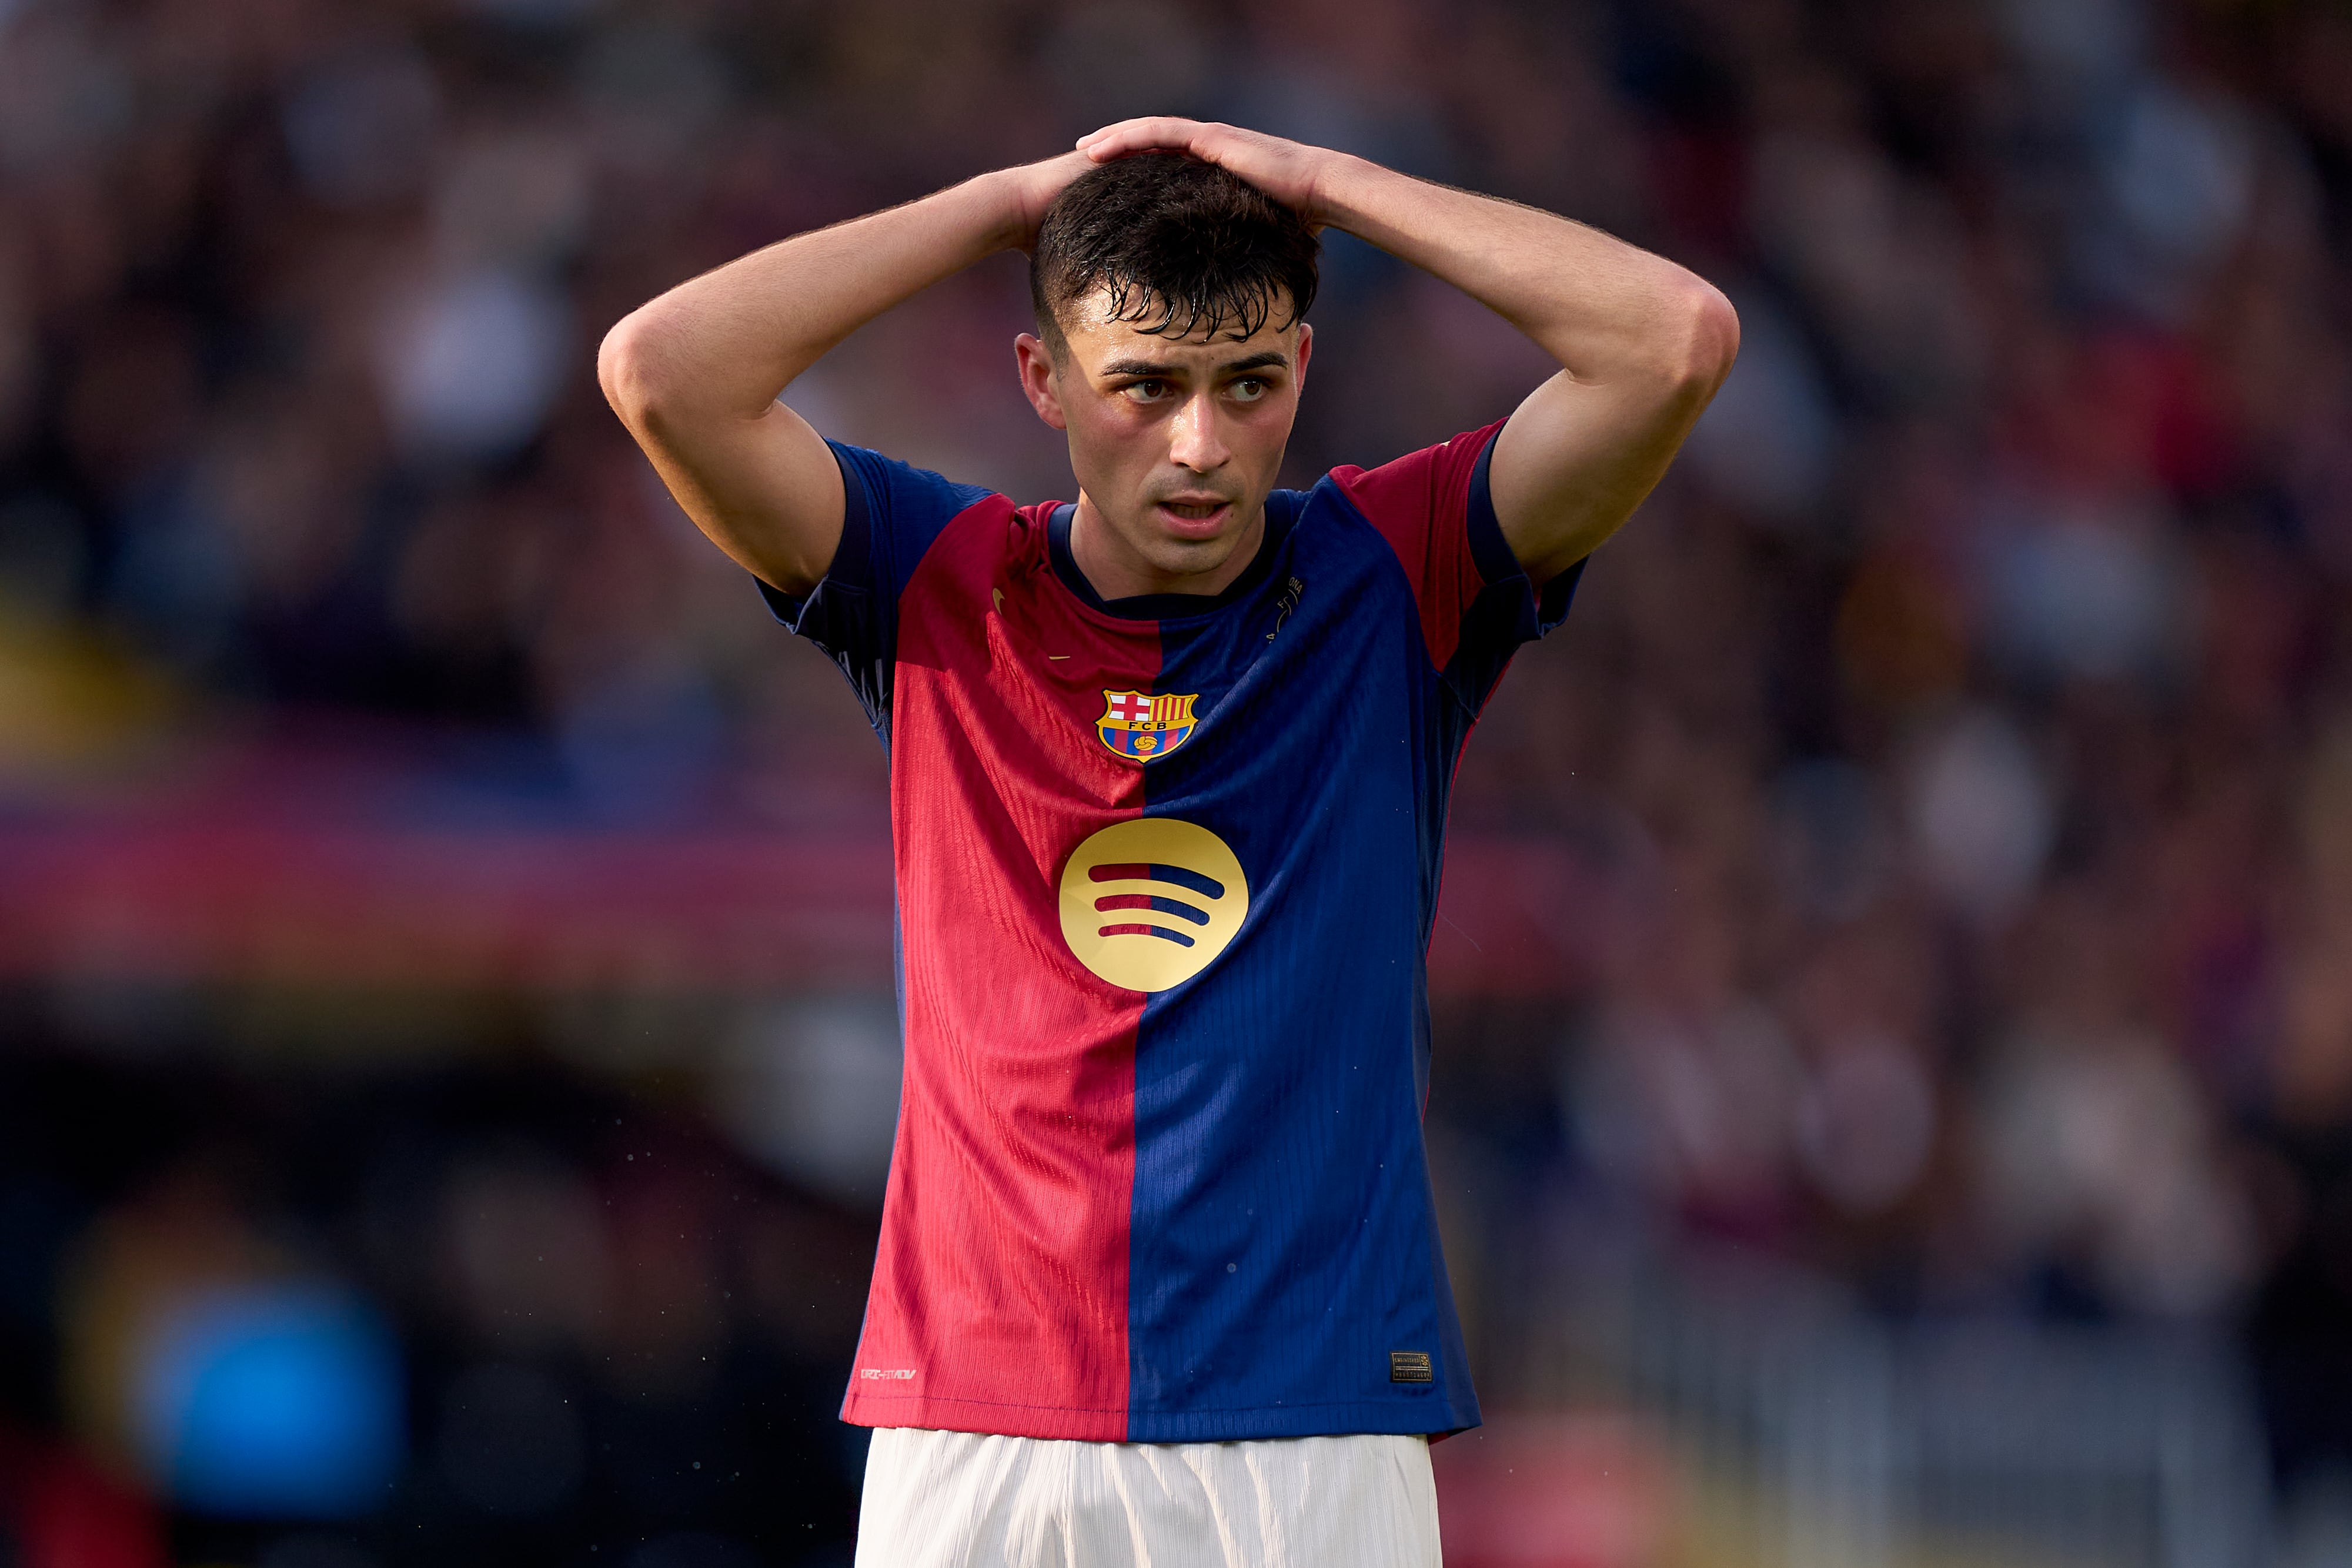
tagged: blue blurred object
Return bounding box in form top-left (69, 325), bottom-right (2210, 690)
top-left (134, 1282), bottom-right (405, 1518)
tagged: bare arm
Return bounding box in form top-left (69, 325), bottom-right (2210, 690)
top-left (1076, 120), bottom-right (1739, 585)
top-left (597, 152), bottom-right (1093, 597)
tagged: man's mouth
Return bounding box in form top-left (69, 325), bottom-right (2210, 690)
top-left (1155, 496), bottom-right (1234, 534)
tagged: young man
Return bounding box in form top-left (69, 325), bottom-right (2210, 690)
top-left (600, 118), bottom-right (1736, 1567)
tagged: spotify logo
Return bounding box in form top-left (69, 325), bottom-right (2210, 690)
top-left (1058, 818), bottom-right (1250, 992)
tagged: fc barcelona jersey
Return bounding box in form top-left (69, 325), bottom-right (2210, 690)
top-left (763, 420), bottom-right (1584, 1442)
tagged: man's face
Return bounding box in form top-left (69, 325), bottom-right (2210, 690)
top-left (1017, 287), bottom-right (1310, 597)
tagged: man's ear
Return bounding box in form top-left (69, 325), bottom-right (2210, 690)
top-left (1294, 322), bottom-right (1312, 390)
top-left (1014, 333), bottom-right (1068, 432)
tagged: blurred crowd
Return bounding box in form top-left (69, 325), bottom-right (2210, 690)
top-left (6, 0), bottom-right (2352, 1556)
top-left (0, 1041), bottom-right (876, 1566)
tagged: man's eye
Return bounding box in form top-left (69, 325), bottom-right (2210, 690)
top-left (1124, 379), bottom-right (1170, 401)
top-left (1230, 377), bottom-right (1268, 402)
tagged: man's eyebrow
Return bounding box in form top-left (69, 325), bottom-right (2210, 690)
top-left (1098, 350), bottom-right (1292, 379)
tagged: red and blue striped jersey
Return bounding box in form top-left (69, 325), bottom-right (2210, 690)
top-left (762, 420), bottom-right (1584, 1442)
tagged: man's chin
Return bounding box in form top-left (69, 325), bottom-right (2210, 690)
top-left (1144, 516), bottom-right (1254, 567)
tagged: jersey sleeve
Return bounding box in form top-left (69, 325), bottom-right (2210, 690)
top-left (755, 440), bottom-right (994, 740)
top-left (1335, 419), bottom-right (1588, 714)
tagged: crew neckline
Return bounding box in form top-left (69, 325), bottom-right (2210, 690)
top-left (1048, 494), bottom-right (1295, 622)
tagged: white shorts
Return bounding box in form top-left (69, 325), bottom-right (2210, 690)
top-left (852, 1426), bottom-right (1442, 1568)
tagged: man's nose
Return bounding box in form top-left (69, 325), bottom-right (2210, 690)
top-left (1168, 391), bottom-right (1231, 473)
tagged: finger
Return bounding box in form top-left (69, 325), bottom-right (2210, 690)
top-left (1077, 116), bottom-right (1206, 161)
top-left (1078, 126), bottom-right (1160, 160)
top-left (1078, 115), bottom-right (1194, 146)
top-left (1084, 132), bottom-right (1207, 165)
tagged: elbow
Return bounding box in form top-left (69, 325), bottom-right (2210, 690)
top-left (599, 305), bottom-right (790, 427)
top-left (1669, 280), bottom-right (1740, 401)
top-left (596, 310), bottom-right (668, 427)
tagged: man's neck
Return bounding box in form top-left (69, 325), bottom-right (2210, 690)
top-left (1068, 494), bottom-right (1267, 601)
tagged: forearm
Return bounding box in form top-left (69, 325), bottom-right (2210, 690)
top-left (600, 170), bottom-right (1027, 422)
top-left (594, 158), bottom-right (1086, 596)
top-left (1314, 156), bottom-right (1731, 389)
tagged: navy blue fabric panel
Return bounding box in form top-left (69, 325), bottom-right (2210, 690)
top-left (1443, 434), bottom-right (1588, 715)
top-left (756, 440), bottom-right (993, 738)
top-left (1123, 482), bottom-right (1478, 1439)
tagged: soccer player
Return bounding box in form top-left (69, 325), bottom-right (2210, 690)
top-left (599, 118), bottom-right (1735, 1567)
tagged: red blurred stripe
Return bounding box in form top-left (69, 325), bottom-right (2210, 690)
top-left (0, 824), bottom-right (1612, 995)
top-left (0, 822), bottom-right (893, 989)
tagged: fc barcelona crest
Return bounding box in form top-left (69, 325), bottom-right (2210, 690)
top-left (1097, 689), bottom-right (1199, 762)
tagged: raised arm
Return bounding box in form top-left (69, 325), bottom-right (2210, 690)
top-left (1075, 120), bottom-right (1739, 586)
top-left (597, 152), bottom-right (1093, 597)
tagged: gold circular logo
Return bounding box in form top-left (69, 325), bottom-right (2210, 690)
top-left (1058, 818), bottom-right (1249, 992)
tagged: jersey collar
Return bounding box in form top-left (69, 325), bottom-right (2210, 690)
top-left (1048, 494), bottom-right (1295, 622)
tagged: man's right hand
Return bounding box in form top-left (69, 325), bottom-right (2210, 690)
top-left (994, 150), bottom-right (1097, 253)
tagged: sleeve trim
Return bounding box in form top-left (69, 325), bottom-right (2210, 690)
top-left (756, 440), bottom-right (874, 628)
top-left (1466, 423), bottom-right (1588, 644)
top-left (1463, 427), bottom-right (1525, 592)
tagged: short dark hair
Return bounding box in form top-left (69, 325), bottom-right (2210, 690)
top-left (1030, 155), bottom-right (1319, 358)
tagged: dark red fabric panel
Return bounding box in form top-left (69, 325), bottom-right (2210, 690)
top-left (841, 497), bottom-right (1154, 1440)
top-left (1332, 421), bottom-right (1507, 671)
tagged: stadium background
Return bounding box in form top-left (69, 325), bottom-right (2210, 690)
top-left (3, 0), bottom-right (2351, 1563)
